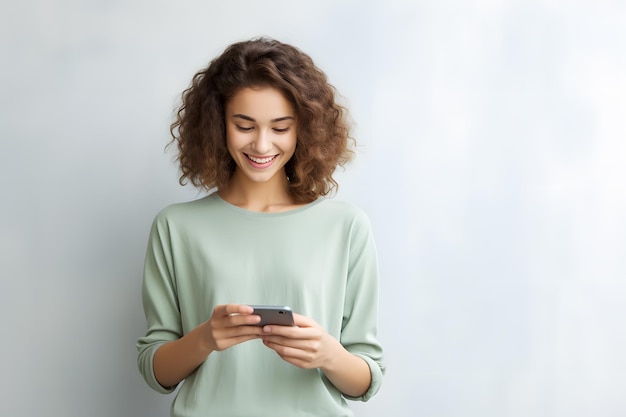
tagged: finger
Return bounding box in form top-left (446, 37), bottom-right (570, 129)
top-left (261, 335), bottom-right (309, 351)
top-left (227, 312), bottom-right (261, 327)
top-left (220, 304), bottom-right (254, 316)
top-left (212, 323), bottom-right (263, 345)
top-left (261, 325), bottom-right (298, 337)
top-left (262, 333), bottom-right (321, 350)
top-left (261, 334), bottom-right (291, 345)
top-left (262, 323), bottom-right (317, 339)
top-left (211, 305), bottom-right (259, 328)
top-left (263, 340), bottom-right (316, 364)
top-left (228, 325), bottom-right (264, 337)
top-left (292, 313), bottom-right (317, 327)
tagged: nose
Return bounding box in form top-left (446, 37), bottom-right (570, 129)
top-left (251, 128), bottom-right (272, 155)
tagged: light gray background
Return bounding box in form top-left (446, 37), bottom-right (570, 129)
top-left (1, 1), bottom-right (625, 416)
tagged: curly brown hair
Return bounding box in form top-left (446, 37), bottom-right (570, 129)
top-left (169, 37), bottom-right (354, 203)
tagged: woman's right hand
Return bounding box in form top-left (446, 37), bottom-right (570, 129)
top-left (154, 304), bottom-right (262, 388)
top-left (200, 304), bottom-right (263, 352)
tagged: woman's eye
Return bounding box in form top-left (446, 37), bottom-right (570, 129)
top-left (236, 125), bottom-right (253, 132)
top-left (273, 127), bottom-right (290, 133)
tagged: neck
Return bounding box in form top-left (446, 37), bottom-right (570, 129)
top-left (218, 170), bottom-right (297, 213)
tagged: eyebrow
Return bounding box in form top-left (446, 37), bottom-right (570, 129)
top-left (231, 114), bottom-right (295, 123)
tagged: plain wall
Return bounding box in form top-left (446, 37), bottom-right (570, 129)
top-left (1, 1), bottom-right (625, 416)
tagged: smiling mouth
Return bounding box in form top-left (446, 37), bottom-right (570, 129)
top-left (245, 154), bottom-right (278, 164)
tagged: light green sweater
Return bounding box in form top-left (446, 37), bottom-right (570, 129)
top-left (137, 193), bottom-right (384, 416)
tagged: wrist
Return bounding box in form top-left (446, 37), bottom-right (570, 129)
top-left (190, 322), bottom-right (215, 356)
top-left (319, 337), bottom-right (347, 373)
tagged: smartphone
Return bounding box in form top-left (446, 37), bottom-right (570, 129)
top-left (249, 305), bottom-right (295, 327)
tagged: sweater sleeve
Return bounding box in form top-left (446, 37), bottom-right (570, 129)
top-left (136, 212), bottom-right (182, 394)
top-left (340, 209), bottom-right (385, 402)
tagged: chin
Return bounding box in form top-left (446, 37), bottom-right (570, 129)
top-left (248, 174), bottom-right (279, 183)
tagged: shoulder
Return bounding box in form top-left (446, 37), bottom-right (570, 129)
top-left (318, 198), bottom-right (370, 220)
top-left (151, 193), bottom-right (218, 227)
top-left (312, 199), bottom-right (373, 232)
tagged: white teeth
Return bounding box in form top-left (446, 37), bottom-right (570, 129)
top-left (247, 155), bottom-right (276, 164)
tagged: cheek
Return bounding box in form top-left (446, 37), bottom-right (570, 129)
top-left (225, 128), bottom-right (243, 150)
top-left (283, 133), bottom-right (297, 155)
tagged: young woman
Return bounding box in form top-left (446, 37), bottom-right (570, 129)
top-left (137, 37), bottom-right (384, 417)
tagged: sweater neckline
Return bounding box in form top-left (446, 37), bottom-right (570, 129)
top-left (210, 192), bottom-right (324, 217)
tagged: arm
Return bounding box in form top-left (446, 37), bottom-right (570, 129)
top-left (154, 304), bottom-right (263, 388)
top-left (136, 213), bottom-right (262, 391)
top-left (261, 209), bottom-right (384, 400)
top-left (320, 341), bottom-right (372, 398)
top-left (261, 314), bottom-right (372, 397)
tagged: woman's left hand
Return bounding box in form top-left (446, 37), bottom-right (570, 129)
top-left (260, 313), bottom-right (341, 370)
top-left (262, 313), bottom-right (372, 397)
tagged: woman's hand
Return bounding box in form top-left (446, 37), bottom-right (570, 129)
top-left (201, 304), bottom-right (264, 352)
top-left (260, 313), bottom-right (372, 397)
top-left (154, 304), bottom-right (262, 388)
top-left (259, 313), bottom-right (339, 369)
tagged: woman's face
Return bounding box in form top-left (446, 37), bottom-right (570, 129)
top-left (225, 86), bottom-right (297, 185)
